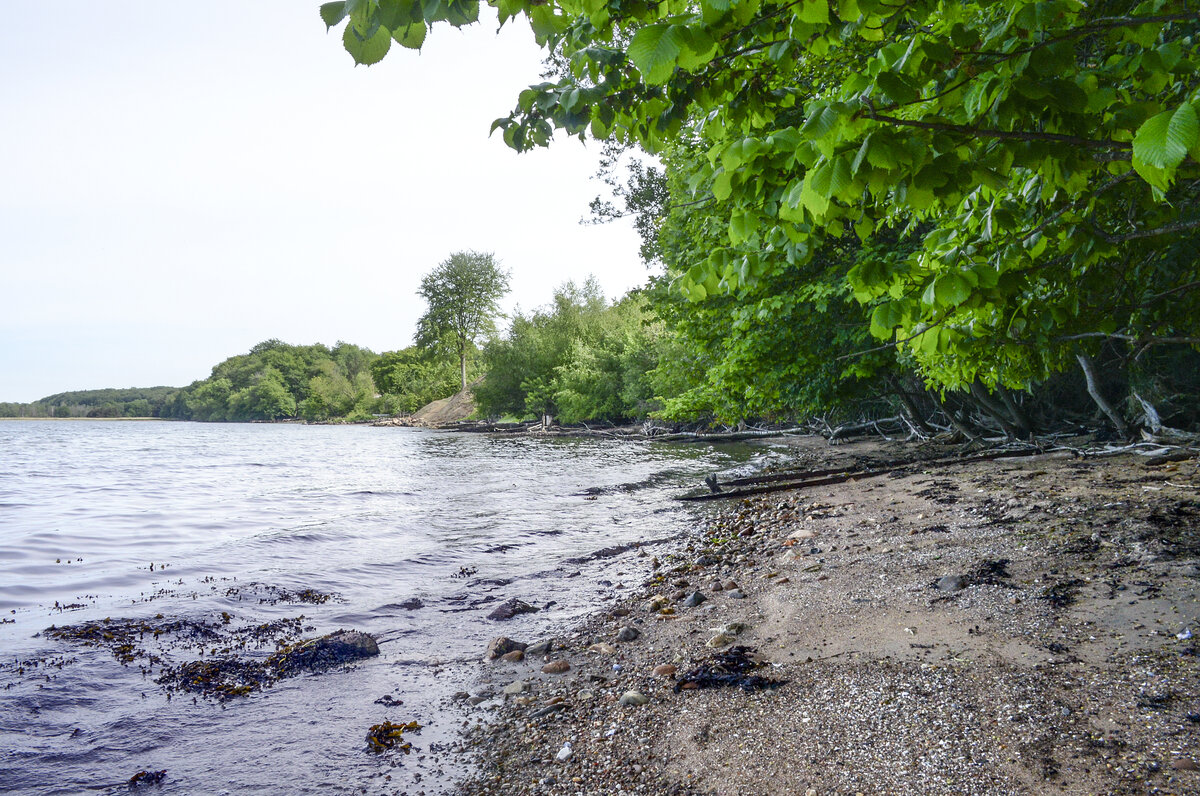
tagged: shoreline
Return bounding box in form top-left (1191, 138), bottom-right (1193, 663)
top-left (455, 438), bottom-right (1200, 795)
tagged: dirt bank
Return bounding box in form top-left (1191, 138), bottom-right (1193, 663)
top-left (459, 438), bottom-right (1200, 795)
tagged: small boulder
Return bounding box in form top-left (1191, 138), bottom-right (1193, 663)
top-left (488, 599), bottom-right (539, 621)
top-left (486, 636), bottom-right (528, 661)
top-left (499, 649), bottom-right (525, 663)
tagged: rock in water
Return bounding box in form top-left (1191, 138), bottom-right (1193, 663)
top-left (485, 636), bottom-right (528, 660)
top-left (275, 629), bottom-right (379, 673)
top-left (488, 599), bottom-right (539, 621)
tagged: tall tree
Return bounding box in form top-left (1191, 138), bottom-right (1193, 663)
top-left (416, 250), bottom-right (511, 391)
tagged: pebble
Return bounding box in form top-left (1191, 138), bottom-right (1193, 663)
top-left (653, 664), bottom-right (678, 677)
top-left (502, 680), bottom-right (529, 695)
top-left (499, 649), bottom-right (525, 662)
top-left (727, 589), bottom-right (747, 599)
top-left (722, 580), bottom-right (739, 591)
top-left (619, 690), bottom-right (649, 706)
top-left (588, 642), bottom-right (618, 655)
top-left (555, 741), bottom-right (573, 762)
top-left (541, 659), bottom-right (570, 674)
top-left (616, 625), bottom-right (641, 642)
top-left (1171, 758), bottom-right (1199, 771)
top-left (707, 632), bottom-right (735, 648)
top-left (681, 591), bottom-right (707, 608)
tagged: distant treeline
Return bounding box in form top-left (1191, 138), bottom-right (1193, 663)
top-left (0, 387), bottom-right (177, 418)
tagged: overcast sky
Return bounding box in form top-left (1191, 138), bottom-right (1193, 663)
top-left (0, 2), bottom-right (647, 403)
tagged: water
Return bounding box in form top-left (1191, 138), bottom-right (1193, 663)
top-left (0, 420), bottom-right (780, 794)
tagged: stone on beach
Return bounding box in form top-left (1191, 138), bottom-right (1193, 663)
top-left (541, 659), bottom-right (570, 674)
top-left (486, 636), bottom-right (528, 660)
top-left (616, 625), bottom-right (641, 642)
top-left (619, 690), bottom-right (649, 706)
top-left (681, 591), bottom-right (707, 608)
top-left (652, 663), bottom-right (677, 678)
top-left (499, 649), bottom-right (525, 662)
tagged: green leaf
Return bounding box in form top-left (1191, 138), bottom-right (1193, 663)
top-left (1133, 103), bottom-right (1198, 170)
top-left (798, 0), bottom-right (830, 24)
top-left (628, 24), bottom-right (684, 85)
top-left (320, 2), bottom-right (348, 28)
top-left (343, 21), bottom-right (391, 65)
top-left (875, 72), bottom-right (919, 105)
top-left (392, 22), bottom-right (427, 50)
top-left (712, 169), bottom-right (734, 201)
top-left (933, 273), bottom-right (971, 306)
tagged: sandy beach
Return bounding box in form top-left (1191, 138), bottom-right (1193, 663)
top-left (456, 437), bottom-right (1200, 795)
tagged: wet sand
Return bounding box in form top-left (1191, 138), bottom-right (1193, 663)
top-left (456, 438), bottom-right (1200, 795)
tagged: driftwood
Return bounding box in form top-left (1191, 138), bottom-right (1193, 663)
top-left (680, 445), bottom-right (1049, 502)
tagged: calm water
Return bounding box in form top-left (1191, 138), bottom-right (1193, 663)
top-left (0, 421), bottom-right (778, 795)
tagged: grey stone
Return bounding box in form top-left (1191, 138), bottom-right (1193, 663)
top-left (616, 625), bottom-right (641, 642)
top-left (937, 575), bottom-right (968, 592)
top-left (526, 638), bottom-right (554, 656)
top-left (681, 591), bottom-right (707, 608)
top-left (619, 690), bottom-right (649, 706)
top-left (502, 680), bottom-right (529, 695)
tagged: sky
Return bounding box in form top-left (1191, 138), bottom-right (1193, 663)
top-left (0, 2), bottom-right (648, 403)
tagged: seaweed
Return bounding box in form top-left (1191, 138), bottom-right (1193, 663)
top-left (366, 720), bottom-right (421, 753)
top-left (673, 646), bottom-right (786, 693)
top-left (1039, 579), bottom-right (1085, 608)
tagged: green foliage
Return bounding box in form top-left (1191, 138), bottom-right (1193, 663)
top-left (474, 280), bottom-right (659, 422)
top-left (370, 346), bottom-right (468, 414)
top-left (417, 251), bottom-right (511, 392)
top-left (327, 0), bottom-right (1200, 413)
top-left (164, 340), bottom-right (380, 423)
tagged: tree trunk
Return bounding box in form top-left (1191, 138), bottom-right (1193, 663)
top-left (969, 381), bottom-right (1020, 439)
top-left (458, 334), bottom-right (468, 392)
top-left (998, 387), bottom-right (1034, 438)
top-left (1076, 353), bottom-right (1130, 438)
top-left (887, 374), bottom-right (934, 434)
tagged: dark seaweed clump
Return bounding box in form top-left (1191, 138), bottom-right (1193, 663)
top-left (674, 646), bottom-right (787, 693)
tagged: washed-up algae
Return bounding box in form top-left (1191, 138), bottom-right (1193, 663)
top-left (42, 614), bottom-right (378, 700)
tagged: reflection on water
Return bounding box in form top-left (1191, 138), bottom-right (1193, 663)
top-left (0, 421), bottom-right (780, 795)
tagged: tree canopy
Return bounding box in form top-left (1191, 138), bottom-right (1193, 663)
top-left (417, 250), bottom-right (512, 391)
top-left (322, 0), bottom-right (1200, 436)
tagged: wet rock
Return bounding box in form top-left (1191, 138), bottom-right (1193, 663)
top-left (129, 770), bottom-right (167, 787)
top-left (653, 664), bottom-right (678, 678)
top-left (610, 607), bottom-right (631, 618)
top-left (681, 591), bottom-right (707, 608)
top-left (616, 626), bottom-right (641, 642)
top-left (279, 629), bottom-right (378, 670)
top-left (502, 680), bottom-right (529, 695)
top-left (542, 659), bottom-right (570, 674)
top-left (468, 694), bottom-right (489, 705)
top-left (936, 575), bottom-right (968, 592)
top-left (694, 555), bottom-right (718, 567)
top-left (619, 690), bottom-right (649, 706)
top-left (486, 636), bottom-right (528, 660)
top-left (499, 649), bottom-right (525, 663)
top-left (525, 639), bottom-right (554, 656)
top-left (488, 598), bottom-right (539, 621)
top-left (588, 642), bottom-right (617, 655)
top-left (530, 703), bottom-right (569, 718)
top-left (398, 598), bottom-right (424, 610)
